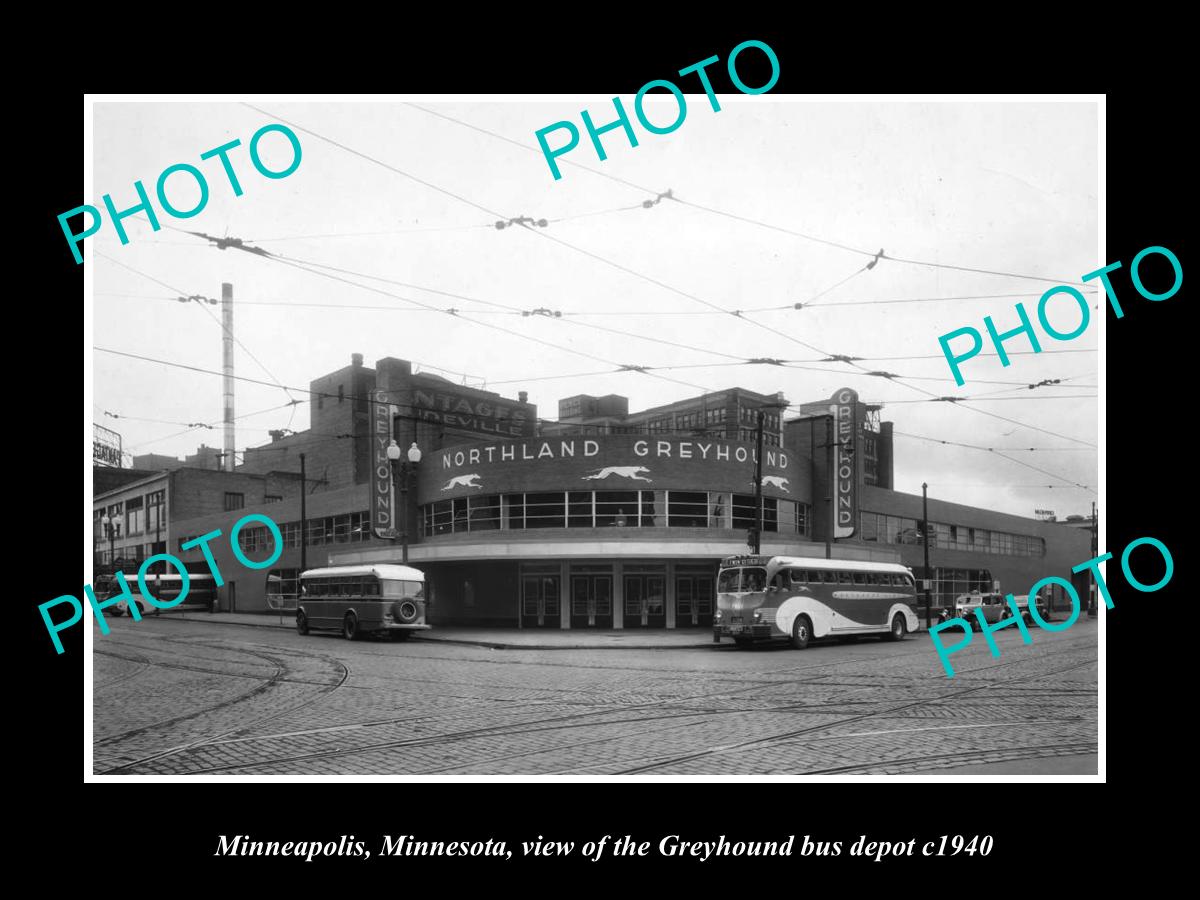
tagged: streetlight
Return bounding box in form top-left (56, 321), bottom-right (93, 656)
top-left (99, 512), bottom-right (117, 572)
top-left (387, 440), bottom-right (422, 564)
top-left (922, 482), bottom-right (933, 630)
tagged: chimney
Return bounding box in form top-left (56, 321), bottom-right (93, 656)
top-left (269, 429), bottom-right (285, 443)
top-left (518, 391), bottom-right (528, 404)
top-left (352, 353), bottom-right (363, 368)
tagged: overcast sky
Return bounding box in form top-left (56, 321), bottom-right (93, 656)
top-left (90, 98), bottom-right (1098, 518)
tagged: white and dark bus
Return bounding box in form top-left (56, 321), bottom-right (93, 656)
top-left (714, 555), bottom-right (921, 649)
top-left (297, 564), bottom-right (430, 641)
top-left (102, 573), bottom-right (218, 616)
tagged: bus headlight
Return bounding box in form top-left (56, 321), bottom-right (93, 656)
top-left (714, 610), bottom-right (723, 622)
top-left (753, 611), bottom-right (763, 622)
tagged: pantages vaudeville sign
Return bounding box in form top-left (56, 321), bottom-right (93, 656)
top-left (410, 382), bottom-right (535, 438)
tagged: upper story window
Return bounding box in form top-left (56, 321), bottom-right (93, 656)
top-left (224, 492), bottom-right (245, 511)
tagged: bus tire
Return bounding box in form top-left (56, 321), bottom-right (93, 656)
top-left (296, 611), bottom-right (309, 635)
top-left (887, 613), bottom-right (907, 642)
top-left (791, 615), bottom-right (812, 650)
top-left (343, 613), bottom-right (360, 641)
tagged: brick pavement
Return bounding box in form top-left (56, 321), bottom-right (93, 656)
top-left (91, 616), bottom-right (1099, 776)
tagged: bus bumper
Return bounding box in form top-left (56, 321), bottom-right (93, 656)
top-left (713, 624), bottom-right (773, 642)
top-left (383, 623), bottom-right (431, 632)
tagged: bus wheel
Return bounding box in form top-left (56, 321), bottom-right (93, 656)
top-left (343, 613), bottom-right (360, 641)
top-left (791, 616), bottom-right (812, 650)
top-left (887, 613), bottom-right (907, 642)
top-left (296, 611), bottom-right (309, 635)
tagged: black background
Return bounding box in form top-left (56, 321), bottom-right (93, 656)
top-left (26, 18), bottom-right (1183, 888)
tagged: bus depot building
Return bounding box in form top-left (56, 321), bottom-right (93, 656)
top-left (160, 355), bottom-right (1093, 627)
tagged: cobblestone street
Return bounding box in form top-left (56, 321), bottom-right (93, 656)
top-left (92, 617), bottom-right (1098, 776)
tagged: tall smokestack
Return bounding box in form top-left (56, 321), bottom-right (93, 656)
top-left (222, 282), bottom-right (234, 472)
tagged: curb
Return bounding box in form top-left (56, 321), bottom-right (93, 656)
top-left (153, 613), bottom-right (719, 651)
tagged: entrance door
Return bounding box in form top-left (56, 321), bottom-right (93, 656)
top-left (571, 575), bottom-right (613, 628)
top-left (624, 574), bottom-right (666, 628)
top-left (521, 575), bottom-right (560, 628)
top-left (675, 574), bottom-right (714, 627)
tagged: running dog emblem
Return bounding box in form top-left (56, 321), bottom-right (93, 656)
top-left (581, 466), bottom-right (652, 482)
top-left (441, 473), bottom-right (483, 491)
top-left (761, 475), bottom-right (790, 492)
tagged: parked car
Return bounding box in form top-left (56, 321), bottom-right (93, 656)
top-left (939, 591), bottom-right (1047, 629)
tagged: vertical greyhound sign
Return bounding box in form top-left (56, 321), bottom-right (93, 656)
top-left (833, 387), bottom-right (858, 538)
top-left (371, 389), bottom-right (399, 538)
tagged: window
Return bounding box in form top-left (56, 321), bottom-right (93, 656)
top-left (224, 492), bottom-right (245, 511)
top-left (525, 492), bottom-right (565, 528)
top-left (837, 571), bottom-right (853, 584)
top-left (503, 494), bottom-right (525, 530)
top-left (468, 495), bottom-right (501, 531)
top-left (668, 491), bottom-right (709, 527)
top-left (568, 491), bottom-right (593, 528)
top-left (146, 490), bottom-right (165, 533)
top-left (265, 495), bottom-right (282, 504)
top-left (641, 490), bottom-right (665, 527)
top-left (126, 496), bottom-right (145, 535)
top-left (597, 491), bottom-right (638, 527)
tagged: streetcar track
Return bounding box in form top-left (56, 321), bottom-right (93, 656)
top-left (787, 741), bottom-right (1098, 775)
top-left (92, 620), bottom-right (1098, 776)
top-left (612, 658), bottom-right (1098, 774)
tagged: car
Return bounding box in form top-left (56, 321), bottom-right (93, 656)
top-left (940, 591), bottom-right (1048, 629)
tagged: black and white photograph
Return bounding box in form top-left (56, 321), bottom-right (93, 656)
top-left (83, 94), bottom-right (1102, 779)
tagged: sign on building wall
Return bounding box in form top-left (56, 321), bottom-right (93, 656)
top-left (93, 423), bottom-right (123, 468)
top-left (410, 380), bottom-right (536, 438)
top-left (832, 387), bottom-right (859, 538)
top-left (370, 389), bottom-right (398, 538)
top-left (420, 434), bottom-right (798, 501)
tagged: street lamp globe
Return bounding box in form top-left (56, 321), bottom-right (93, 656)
top-left (386, 439), bottom-right (401, 462)
top-left (407, 442), bottom-right (422, 464)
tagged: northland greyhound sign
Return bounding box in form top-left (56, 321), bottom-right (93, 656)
top-left (370, 390), bottom-right (398, 538)
top-left (423, 435), bottom-right (797, 501)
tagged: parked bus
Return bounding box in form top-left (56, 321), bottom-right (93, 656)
top-left (714, 555), bottom-right (920, 649)
top-left (104, 573), bottom-right (217, 616)
top-left (297, 564), bottom-right (430, 641)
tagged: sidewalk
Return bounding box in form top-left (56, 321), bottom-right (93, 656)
top-left (152, 609), bottom-right (718, 650)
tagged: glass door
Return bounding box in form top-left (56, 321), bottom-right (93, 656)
top-left (521, 575), bottom-right (560, 627)
top-left (571, 575), bottom-right (613, 628)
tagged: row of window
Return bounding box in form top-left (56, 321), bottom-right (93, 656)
top-left (718, 567), bottom-right (915, 593)
top-left (859, 511), bottom-right (1045, 557)
top-left (179, 511), bottom-right (373, 556)
top-left (94, 490), bottom-right (166, 541)
top-left (420, 491), bottom-right (812, 537)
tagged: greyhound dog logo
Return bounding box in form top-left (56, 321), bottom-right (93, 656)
top-left (581, 466), bottom-right (652, 482)
top-left (441, 473), bottom-right (483, 491)
top-left (761, 475), bottom-right (790, 493)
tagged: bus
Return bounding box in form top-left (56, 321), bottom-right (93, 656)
top-left (714, 555), bottom-right (921, 649)
top-left (297, 564), bottom-right (430, 641)
top-left (104, 573), bottom-right (218, 616)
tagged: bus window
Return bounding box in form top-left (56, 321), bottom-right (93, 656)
top-left (718, 568), bottom-right (742, 593)
top-left (743, 569), bottom-right (766, 592)
top-left (837, 571), bottom-right (854, 584)
top-left (790, 570), bottom-right (808, 585)
top-left (382, 580), bottom-right (424, 600)
top-left (821, 571), bottom-right (837, 584)
top-left (852, 573), bottom-right (867, 586)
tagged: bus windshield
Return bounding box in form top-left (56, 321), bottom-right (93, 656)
top-left (718, 568), bottom-right (766, 593)
top-left (381, 580), bottom-right (424, 600)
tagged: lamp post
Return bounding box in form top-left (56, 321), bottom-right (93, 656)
top-left (387, 440), bottom-right (422, 564)
top-left (100, 512), bottom-right (117, 573)
top-left (922, 482), bottom-right (933, 630)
